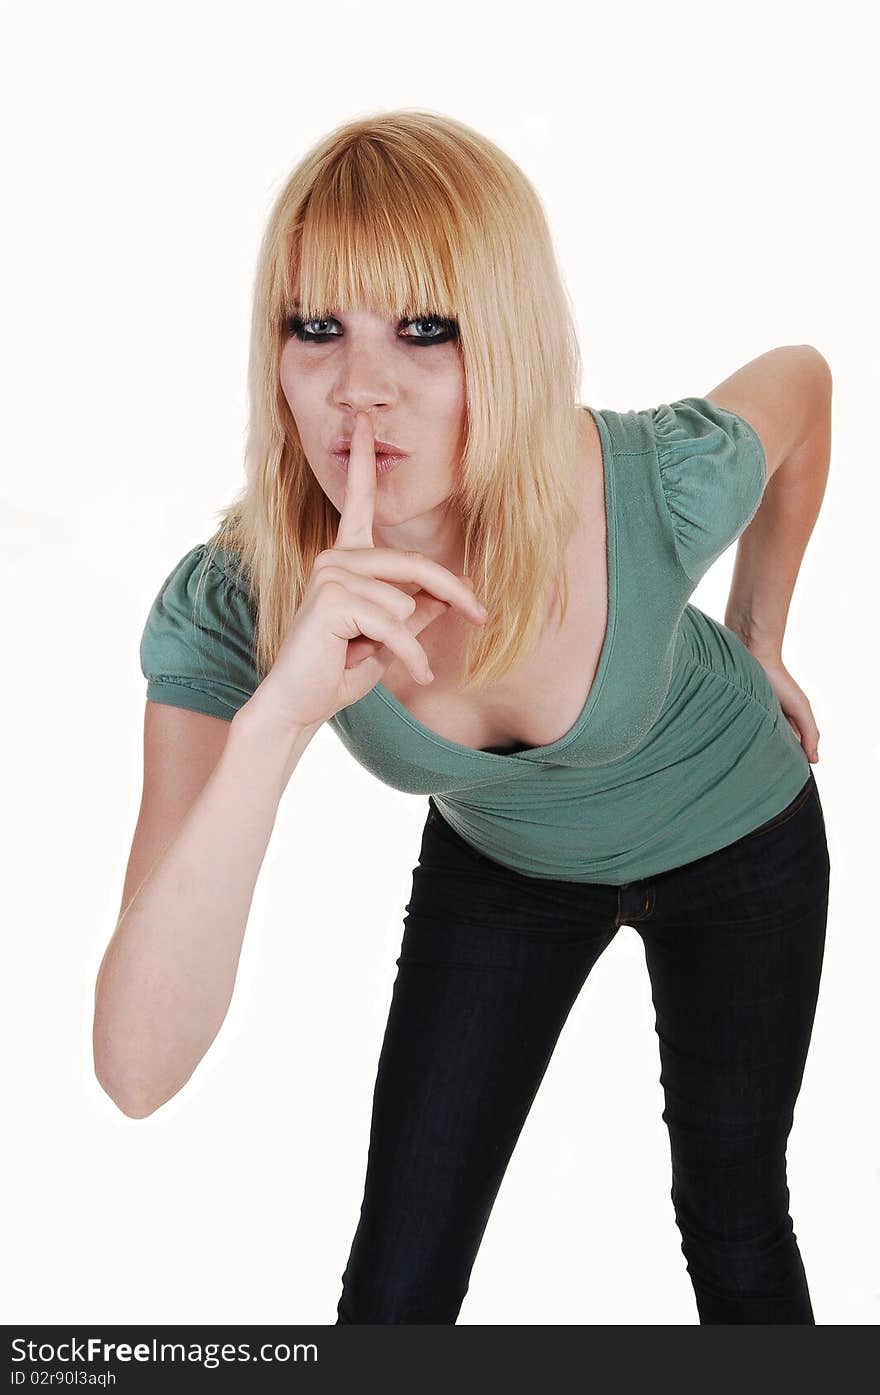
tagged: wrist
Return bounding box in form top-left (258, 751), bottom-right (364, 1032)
top-left (230, 694), bottom-right (322, 784)
top-left (724, 611), bottom-right (783, 661)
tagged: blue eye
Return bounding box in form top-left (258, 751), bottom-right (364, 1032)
top-left (286, 315), bottom-right (340, 340)
top-left (400, 316), bottom-right (458, 343)
top-left (284, 313), bottom-right (458, 345)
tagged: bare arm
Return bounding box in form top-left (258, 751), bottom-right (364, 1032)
top-left (93, 699), bottom-right (319, 1118)
top-left (704, 343), bottom-right (833, 653)
top-left (704, 344), bottom-right (832, 762)
top-left (99, 413), bottom-right (485, 1119)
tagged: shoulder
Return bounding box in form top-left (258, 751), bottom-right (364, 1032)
top-left (700, 345), bottom-right (832, 484)
top-left (139, 540), bottom-right (259, 719)
top-left (646, 395), bottom-right (767, 584)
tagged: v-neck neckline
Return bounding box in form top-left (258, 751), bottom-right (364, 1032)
top-left (369, 405), bottom-right (619, 763)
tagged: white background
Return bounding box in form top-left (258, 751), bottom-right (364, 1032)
top-left (3, 0), bottom-right (876, 1326)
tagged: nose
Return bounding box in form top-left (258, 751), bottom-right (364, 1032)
top-left (333, 348), bottom-right (398, 408)
top-left (334, 389), bottom-right (396, 433)
top-left (337, 394), bottom-right (392, 412)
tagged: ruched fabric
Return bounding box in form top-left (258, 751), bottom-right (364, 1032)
top-left (652, 396), bottom-right (767, 584)
top-left (139, 543), bottom-right (259, 720)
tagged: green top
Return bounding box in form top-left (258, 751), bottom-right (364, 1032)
top-left (140, 397), bottom-right (811, 885)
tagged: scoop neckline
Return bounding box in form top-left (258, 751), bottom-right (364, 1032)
top-left (369, 405), bottom-right (619, 763)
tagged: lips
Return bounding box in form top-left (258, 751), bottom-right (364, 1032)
top-left (330, 443), bottom-right (406, 477)
top-left (330, 436), bottom-right (409, 456)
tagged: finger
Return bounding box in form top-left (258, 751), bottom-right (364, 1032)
top-left (786, 713), bottom-right (817, 762)
top-left (334, 410), bottom-right (377, 551)
top-left (787, 698), bottom-right (820, 761)
top-left (316, 566), bottom-right (418, 623)
top-left (797, 709), bottom-right (820, 761)
top-left (346, 592), bottom-right (450, 669)
top-left (319, 548), bottom-right (488, 625)
top-left (330, 592), bottom-right (434, 686)
top-left (408, 591), bottom-right (453, 634)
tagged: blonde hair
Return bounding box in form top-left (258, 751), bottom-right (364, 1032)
top-left (200, 108), bottom-right (584, 693)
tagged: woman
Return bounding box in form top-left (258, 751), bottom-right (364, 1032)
top-left (93, 109), bottom-right (832, 1324)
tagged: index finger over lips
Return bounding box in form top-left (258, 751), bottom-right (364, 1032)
top-left (334, 411), bottom-right (377, 550)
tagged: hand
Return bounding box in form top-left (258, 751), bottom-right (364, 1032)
top-left (744, 645), bottom-right (821, 763)
top-left (333, 413), bottom-right (478, 678)
top-left (248, 410), bottom-right (489, 733)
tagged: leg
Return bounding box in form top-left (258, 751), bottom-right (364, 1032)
top-left (635, 774), bottom-right (830, 1323)
top-left (336, 804), bottom-right (619, 1323)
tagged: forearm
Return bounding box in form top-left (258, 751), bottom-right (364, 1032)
top-left (93, 704), bottom-right (318, 1117)
top-left (725, 411), bottom-right (831, 655)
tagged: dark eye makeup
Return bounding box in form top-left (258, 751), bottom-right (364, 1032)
top-left (284, 312), bottom-right (459, 346)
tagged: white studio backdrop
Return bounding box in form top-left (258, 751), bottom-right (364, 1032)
top-left (2, 0), bottom-right (876, 1326)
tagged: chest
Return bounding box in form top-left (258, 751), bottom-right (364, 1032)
top-left (378, 457), bottom-right (609, 754)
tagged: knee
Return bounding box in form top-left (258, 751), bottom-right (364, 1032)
top-left (672, 1189), bottom-right (813, 1314)
top-left (675, 1207), bottom-right (795, 1277)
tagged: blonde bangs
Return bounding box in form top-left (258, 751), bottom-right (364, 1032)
top-left (283, 148), bottom-right (462, 327)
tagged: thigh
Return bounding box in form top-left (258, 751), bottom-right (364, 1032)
top-left (637, 772), bottom-right (830, 1224)
top-left (337, 803), bottom-right (619, 1323)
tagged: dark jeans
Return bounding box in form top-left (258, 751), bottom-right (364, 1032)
top-left (336, 770), bottom-right (829, 1325)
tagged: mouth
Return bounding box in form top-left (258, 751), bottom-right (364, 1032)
top-left (330, 435), bottom-right (408, 455)
top-left (330, 447), bottom-right (407, 477)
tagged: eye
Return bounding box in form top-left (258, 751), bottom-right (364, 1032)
top-left (284, 314), bottom-right (341, 341)
top-left (284, 313), bottom-right (459, 345)
top-left (400, 316), bottom-right (459, 344)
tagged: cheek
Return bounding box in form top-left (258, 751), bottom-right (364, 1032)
top-left (445, 394), bottom-right (468, 464)
top-left (278, 352), bottom-right (293, 403)
top-left (419, 360), bottom-right (466, 439)
top-left (279, 344), bottom-right (327, 405)
top-left (279, 351), bottom-right (305, 410)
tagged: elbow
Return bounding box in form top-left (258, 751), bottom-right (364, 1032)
top-left (96, 1079), bottom-right (161, 1119)
top-left (784, 343), bottom-right (833, 389)
top-left (92, 1020), bottom-right (167, 1119)
top-left (773, 343), bottom-right (832, 380)
top-left (94, 1061), bottom-right (164, 1119)
top-left (802, 344), bottom-right (833, 389)
top-left (93, 975), bottom-right (168, 1117)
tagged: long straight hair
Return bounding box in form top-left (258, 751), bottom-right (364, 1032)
top-left (199, 108), bottom-right (585, 693)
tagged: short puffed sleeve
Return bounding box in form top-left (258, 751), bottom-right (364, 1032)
top-left (651, 396), bottom-right (767, 584)
top-left (139, 543), bottom-right (260, 719)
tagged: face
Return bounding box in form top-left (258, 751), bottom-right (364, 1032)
top-left (279, 300), bottom-right (468, 558)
